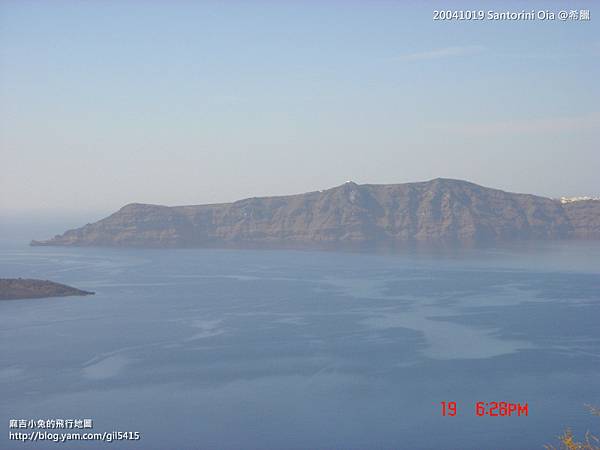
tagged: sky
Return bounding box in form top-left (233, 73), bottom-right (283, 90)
top-left (1, 0), bottom-right (599, 218)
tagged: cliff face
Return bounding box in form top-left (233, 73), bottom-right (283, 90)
top-left (563, 200), bottom-right (600, 239)
top-left (30, 179), bottom-right (599, 249)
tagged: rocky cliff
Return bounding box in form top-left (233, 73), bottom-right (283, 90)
top-left (30, 179), bottom-right (600, 249)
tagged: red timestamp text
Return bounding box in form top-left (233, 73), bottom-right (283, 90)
top-left (476, 401), bottom-right (528, 417)
top-left (440, 401), bottom-right (528, 417)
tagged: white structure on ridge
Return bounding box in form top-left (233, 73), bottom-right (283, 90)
top-left (559, 196), bottom-right (600, 204)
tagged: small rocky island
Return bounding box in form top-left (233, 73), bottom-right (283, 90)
top-left (0, 278), bottom-right (94, 300)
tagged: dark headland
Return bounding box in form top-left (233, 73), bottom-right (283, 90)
top-left (0, 278), bottom-right (94, 301)
top-left (31, 178), bottom-right (600, 249)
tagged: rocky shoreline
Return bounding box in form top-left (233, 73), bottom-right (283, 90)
top-left (0, 278), bottom-right (94, 300)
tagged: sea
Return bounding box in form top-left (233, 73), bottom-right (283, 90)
top-left (1, 227), bottom-right (599, 449)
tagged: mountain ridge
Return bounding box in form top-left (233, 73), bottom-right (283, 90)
top-left (31, 178), bottom-right (600, 249)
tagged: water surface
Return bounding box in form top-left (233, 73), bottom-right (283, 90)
top-left (1, 241), bottom-right (599, 449)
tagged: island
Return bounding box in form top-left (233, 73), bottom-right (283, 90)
top-left (31, 178), bottom-right (600, 249)
top-left (0, 278), bottom-right (94, 300)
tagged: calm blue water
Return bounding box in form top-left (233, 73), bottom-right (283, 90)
top-left (1, 241), bottom-right (599, 450)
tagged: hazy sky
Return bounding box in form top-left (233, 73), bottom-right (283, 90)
top-left (1, 0), bottom-right (598, 216)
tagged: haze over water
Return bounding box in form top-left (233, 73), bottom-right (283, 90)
top-left (1, 238), bottom-right (599, 450)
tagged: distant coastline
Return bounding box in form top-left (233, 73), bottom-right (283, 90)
top-left (31, 178), bottom-right (600, 250)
